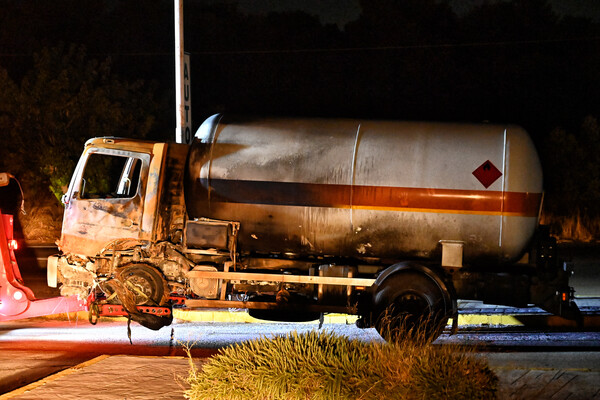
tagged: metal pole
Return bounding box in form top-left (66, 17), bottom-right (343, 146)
top-left (174, 0), bottom-right (185, 143)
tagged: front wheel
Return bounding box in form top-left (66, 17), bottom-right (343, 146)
top-left (102, 263), bottom-right (172, 330)
top-left (119, 264), bottom-right (166, 306)
top-left (373, 271), bottom-right (450, 342)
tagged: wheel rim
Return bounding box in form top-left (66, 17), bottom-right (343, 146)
top-left (124, 271), bottom-right (159, 305)
top-left (392, 290), bottom-right (433, 321)
top-left (114, 264), bottom-right (165, 306)
top-left (386, 290), bottom-right (439, 335)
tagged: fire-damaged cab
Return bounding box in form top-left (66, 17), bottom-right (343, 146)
top-left (49, 138), bottom-right (191, 328)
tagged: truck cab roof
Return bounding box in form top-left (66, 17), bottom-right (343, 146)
top-left (84, 137), bottom-right (167, 153)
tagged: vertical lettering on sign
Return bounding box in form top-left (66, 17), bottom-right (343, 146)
top-left (183, 53), bottom-right (192, 143)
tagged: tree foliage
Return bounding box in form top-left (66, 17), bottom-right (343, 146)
top-left (0, 43), bottom-right (161, 203)
top-left (543, 116), bottom-right (600, 218)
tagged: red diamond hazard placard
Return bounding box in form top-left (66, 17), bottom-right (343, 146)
top-left (472, 160), bottom-right (502, 188)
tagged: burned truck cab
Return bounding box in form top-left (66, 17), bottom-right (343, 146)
top-left (59, 138), bottom-right (187, 258)
top-left (48, 137), bottom-right (189, 328)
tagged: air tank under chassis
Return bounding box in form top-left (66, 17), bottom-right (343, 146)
top-left (187, 114), bottom-right (542, 266)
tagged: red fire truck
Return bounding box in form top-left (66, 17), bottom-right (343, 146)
top-left (0, 172), bottom-right (86, 321)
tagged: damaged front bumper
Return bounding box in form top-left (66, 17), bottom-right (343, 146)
top-left (47, 254), bottom-right (96, 298)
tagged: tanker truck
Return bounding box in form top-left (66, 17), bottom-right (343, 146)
top-left (47, 114), bottom-right (579, 339)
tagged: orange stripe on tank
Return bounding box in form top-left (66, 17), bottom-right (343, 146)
top-left (207, 179), bottom-right (541, 217)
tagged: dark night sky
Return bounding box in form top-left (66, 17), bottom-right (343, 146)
top-left (1, 0), bottom-right (599, 141)
top-left (217, 0), bottom-right (600, 27)
top-left (186, 0), bottom-right (600, 138)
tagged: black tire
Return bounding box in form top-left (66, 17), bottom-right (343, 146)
top-left (373, 271), bottom-right (449, 342)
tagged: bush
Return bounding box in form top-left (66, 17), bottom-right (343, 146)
top-left (17, 201), bottom-right (63, 243)
top-left (540, 212), bottom-right (598, 242)
top-left (0, 43), bottom-right (161, 208)
top-left (541, 115), bottom-right (600, 242)
top-left (184, 330), bottom-right (497, 400)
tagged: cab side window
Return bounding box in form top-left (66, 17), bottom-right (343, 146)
top-left (80, 154), bottom-right (141, 199)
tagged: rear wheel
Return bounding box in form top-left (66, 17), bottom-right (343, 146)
top-left (373, 271), bottom-right (449, 342)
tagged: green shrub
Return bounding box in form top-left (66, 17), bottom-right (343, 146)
top-left (184, 330), bottom-right (497, 400)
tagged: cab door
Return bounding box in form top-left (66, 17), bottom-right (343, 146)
top-left (60, 148), bottom-right (151, 256)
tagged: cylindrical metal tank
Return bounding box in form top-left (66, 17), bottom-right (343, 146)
top-left (186, 114), bottom-right (543, 265)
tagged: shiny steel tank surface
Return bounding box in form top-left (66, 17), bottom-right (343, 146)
top-left (186, 114), bottom-right (543, 265)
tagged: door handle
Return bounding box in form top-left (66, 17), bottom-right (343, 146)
top-left (122, 219), bottom-right (139, 228)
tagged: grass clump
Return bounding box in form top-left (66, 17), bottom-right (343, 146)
top-left (184, 330), bottom-right (497, 400)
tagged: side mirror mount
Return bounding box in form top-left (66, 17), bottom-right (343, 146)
top-left (0, 172), bottom-right (10, 187)
top-left (0, 173), bottom-right (26, 214)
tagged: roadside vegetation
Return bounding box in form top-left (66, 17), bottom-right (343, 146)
top-left (541, 115), bottom-right (600, 242)
top-left (184, 330), bottom-right (498, 400)
top-left (0, 44), bottom-right (163, 243)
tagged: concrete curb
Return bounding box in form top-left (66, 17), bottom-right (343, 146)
top-left (171, 310), bottom-right (532, 327)
top-left (172, 309), bottom-right (360, 324)
top-left (0, 355), bottom-right (110, 400)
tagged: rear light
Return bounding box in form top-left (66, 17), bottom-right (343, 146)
top-left (8, 239), bottom-right (18, 251)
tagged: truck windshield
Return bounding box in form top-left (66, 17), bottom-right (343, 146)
top-left (80, 153), bottom-right (141, 199)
